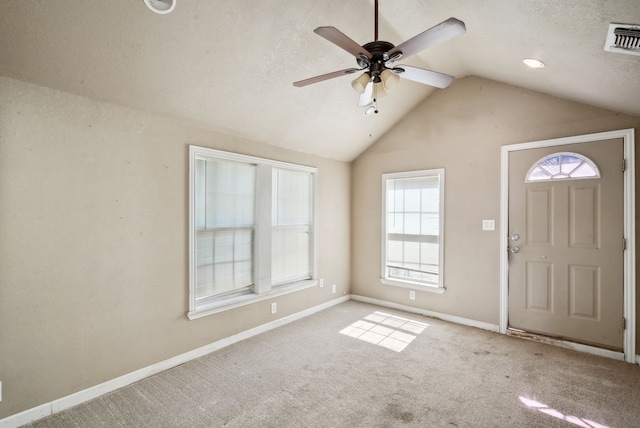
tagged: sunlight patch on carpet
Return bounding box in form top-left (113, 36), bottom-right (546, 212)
top-left (519, 396), bottom-right (610, 428)
top-left (339, 311), bottom-right (429, 352)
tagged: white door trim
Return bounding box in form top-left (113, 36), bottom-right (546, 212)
top-left (500, 128), bottom-right (636, 363)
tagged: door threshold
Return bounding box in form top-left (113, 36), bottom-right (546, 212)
top-left (506, 328), bottom-right (624, 361)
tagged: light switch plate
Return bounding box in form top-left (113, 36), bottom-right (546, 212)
top-left (482, 219), bottom-right (495, 231)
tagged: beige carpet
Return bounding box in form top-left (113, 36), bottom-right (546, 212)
top-left (24, 301), bottom-right (640, 427)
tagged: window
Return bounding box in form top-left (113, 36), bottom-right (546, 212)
top-left (525, 152), bottom-right (600, 182)
top-left (381, 169), bottom-right (445, 292)
top-left (189, 146), bottom-right (316, 318)
top-left (272, 168), bottom-right (313, 285)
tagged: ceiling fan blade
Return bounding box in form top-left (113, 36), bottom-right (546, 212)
top-left (388, 17), bottom-right (466, 60)
top-left (293, 68), bottom-right (360, 87)
top-left (358, 82), bottom-right (374, 106)
top-left (394, 65), bottom-right (455, 89)
top-left (314, 26), bottom-right (372, 59)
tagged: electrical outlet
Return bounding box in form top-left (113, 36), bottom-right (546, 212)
top-left (319, 278), bottom-right (324, 287)
top-left (331, 284), bottom-right (336, 294)
top-left (409, 290), bottom-right (416, 300)
top-left (482, 219), bottom-right (495, 231)
top-left (271, 302), bottom-right (277, 314)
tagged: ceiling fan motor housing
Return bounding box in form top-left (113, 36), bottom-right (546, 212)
top-left (361, 41), bottom-right (396, 82)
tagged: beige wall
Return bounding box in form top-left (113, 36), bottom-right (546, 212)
top-left (0, 76), bottom-right (351, 419)
top-left (351, 76), bottom-right (640, 337)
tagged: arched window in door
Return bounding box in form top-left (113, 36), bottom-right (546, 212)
top-left (525, 152), bottom-right (600, 183)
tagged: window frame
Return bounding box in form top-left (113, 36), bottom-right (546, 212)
top-left (380, 169), bottom-right (445, 294)
top-left (188, 146), bottom-right (318, 319)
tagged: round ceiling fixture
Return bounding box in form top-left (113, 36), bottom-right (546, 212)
top-left (364, 105), bottom-right (378, 116)
top-left (522, 58), bottom-right (545, 68)
top-left (144, 0), bottom-right (176, 14)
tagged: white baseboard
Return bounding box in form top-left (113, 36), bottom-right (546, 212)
top-left (349, 294), bottom-right (500, 332)
top-left (0, 404), bottom-right (50, 428)
top-left (0, 295), bottom-right (349, 428)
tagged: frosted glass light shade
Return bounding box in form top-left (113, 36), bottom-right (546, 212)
top-left (380, 69), bottom-right (400, 91)
top-left (351, 73), bottom-right (371, 94)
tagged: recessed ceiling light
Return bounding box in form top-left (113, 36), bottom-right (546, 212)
top-left (522, 58), bottom-right (545, 68)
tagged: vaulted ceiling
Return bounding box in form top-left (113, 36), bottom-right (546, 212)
top-left (1, 0), bottom-right (639, 161)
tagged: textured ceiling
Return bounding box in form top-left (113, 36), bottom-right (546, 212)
top-left (1, 0), bottom-right (639, 161)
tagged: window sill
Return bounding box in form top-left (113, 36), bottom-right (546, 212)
top-left (380, 278), bottom-right (446, 295)
top-left (187, 279), bottom-right (319, 320)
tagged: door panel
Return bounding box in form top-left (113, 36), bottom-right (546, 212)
top-left (568, 264), bottom-right (598, 319)
top-left (508, 139), bottom-right (624, 350)
top-left (527, 188), bottom-right (552, 244)
top-left (526, 261), bottom-right (552, 311)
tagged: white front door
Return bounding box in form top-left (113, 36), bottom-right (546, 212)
top-left (507, 139), bottom-right (624, 350)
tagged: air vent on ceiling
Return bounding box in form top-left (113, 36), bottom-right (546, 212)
top-left (604, 23), bottom-right (640, 57)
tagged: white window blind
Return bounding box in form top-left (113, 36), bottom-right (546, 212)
top-left (272, 168), bottom-right (312, 285)
top-left (195, 159), bottom-right (256, 301)
top-left (382, 169), bottom-right (444, 288)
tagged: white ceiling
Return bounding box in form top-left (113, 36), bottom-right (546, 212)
top-left (1, 0), bottom-right (639, 161)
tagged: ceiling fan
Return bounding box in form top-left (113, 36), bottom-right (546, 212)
top-left (293, 0), bottom-right (466, 114)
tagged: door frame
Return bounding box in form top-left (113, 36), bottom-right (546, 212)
top-left (499, 129), bottom-right (636, 363)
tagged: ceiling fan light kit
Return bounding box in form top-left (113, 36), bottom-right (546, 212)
top-left (293, 0), bottom-right (466, 114)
